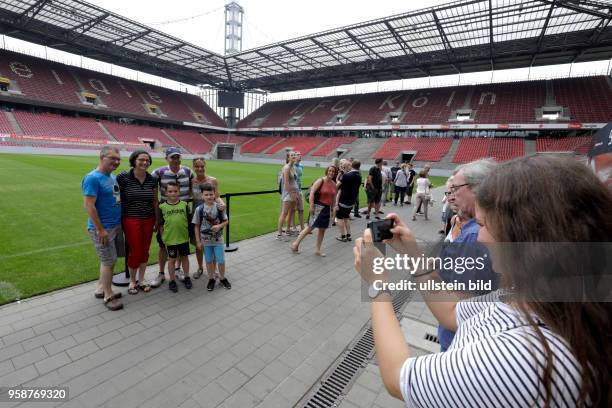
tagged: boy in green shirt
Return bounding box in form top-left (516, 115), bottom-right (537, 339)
top-left (158, 182), bottom-right (191, 292)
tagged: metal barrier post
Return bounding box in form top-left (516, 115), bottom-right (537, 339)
top-left (112, 237), bottom-right (130, 286)
top-left (224, 193), bottom-right (238, 252)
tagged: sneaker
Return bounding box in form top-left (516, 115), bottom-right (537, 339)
top-left (375, 216), bottom-right (381, 220)
top-left (176, 268), bottom-right (185, 282)
top-left (184, 276), bottom-right (193, 289)
top-left (354, 214), bottom-right (362, 218)
top-left (193, 268), bottom-right (204, 279)
top-left (365, 215), bottom-right (370, 220)
top-left (336, 236), bottom-right (347, 242)
top-left (220, 278), bottom-right (231, 289)
top-left (169, 279), bottom-right (178, 293)
top-left (207, 279), bottom-right (215, 291)
top-left (150, 273), bottom-right (165, 288)
top-left (377, 211), bottom-right (384, 214)
top-left (346, 235), bottom-right (352, 241)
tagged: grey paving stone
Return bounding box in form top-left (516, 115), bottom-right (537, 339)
top-left (35, 352), bottom-right (71, 375)
top-left (2, 327), bottom-right (36, 346)
top-left (243, 372), bottom-right (277, 401)
top-left (12, 347), bottom-right (48, 370)
top-left (235, 354), bottom-right (267, 378)
top-left (344, 383), bottom-right (378, 408)
top-left (94, 330), bottom-right (124, 349)
top-left (65, 340), bottom-right (99, 361)
top-left (222, 388), bottom-right (259, 408)
top-left (216, 367), bottom-right (250, 394)
top-left (192, 382), bottom-right (229, 408)
top-left (0, 359), bottom-right (14, 377)
top-left (44, 336), bottom-right (78, 356)
top-left (0, 343), bottom-right (25, 362)
top-left (72, 326), bottom-right (103, 343)
top-left (273, 375), bottom-right (310, 404)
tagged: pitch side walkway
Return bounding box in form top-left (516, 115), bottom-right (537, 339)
top-left (0, 188), bottom-right (444, 408)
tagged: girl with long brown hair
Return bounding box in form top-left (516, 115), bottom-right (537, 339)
top-left (354, 155), bottom-right (612, 407)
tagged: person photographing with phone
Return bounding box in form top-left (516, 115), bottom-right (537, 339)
top-left (353, 155), bottom-right (612, 407)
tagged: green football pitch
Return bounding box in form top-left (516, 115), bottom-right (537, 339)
top-left (0, 153), bottom-right (446, 304)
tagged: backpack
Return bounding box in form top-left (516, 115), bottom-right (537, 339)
top-left (304, 177), bottom-right (325, 204)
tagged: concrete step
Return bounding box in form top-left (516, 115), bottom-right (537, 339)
top-left (4, 111), bottom-right (23, 135)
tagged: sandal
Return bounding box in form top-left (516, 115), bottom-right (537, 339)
top-left (127, 285), bottom-right (138, 295)
top-left (94, 291), bottom-right (122, 300)
top-left (290, 243), bottom-right (300, 254)
top-left (104, 297), bottom-right (123, 311)
top-left (137, 283), bottom-right (151, 293)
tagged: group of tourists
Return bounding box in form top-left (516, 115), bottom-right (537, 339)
top-left (82, 147), bottom-right (231, 311)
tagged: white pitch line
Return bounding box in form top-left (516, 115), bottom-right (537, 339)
top-left (0, 241), bottom-right (90, 260)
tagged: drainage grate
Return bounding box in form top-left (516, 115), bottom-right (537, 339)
top-left (297, 290), bottom-right (414, 408)
top-left (424, 333), bottom-right (440, 344)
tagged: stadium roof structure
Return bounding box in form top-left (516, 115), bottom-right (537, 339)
top-left (0, 0), bottom-right (611, 92)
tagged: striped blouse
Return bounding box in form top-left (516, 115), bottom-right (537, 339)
top-left (400, 291), bottom-right (583, 407)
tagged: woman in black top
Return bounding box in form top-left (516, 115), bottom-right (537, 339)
top-left (117, 150), bottom-right (158, 294)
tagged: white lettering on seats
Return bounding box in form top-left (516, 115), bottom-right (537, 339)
top-left (9, 62), bottom-right (32, 78)
top-left (479, 92), bottom-right (496, 105)
top-left (331, 98), bottom-right (352, 112)
top-left (446, 90), bottom-right (456, 107)
top-left (311, 99), bottom-right (332, 113)
top-left (290, 101), bottom-right (307, 116)
top-left (147, 91), bottom-right (162, 104)
top-left (50, 70), bottom-right (63, 85)
top-left (378, 94), bottom-right (410, 111)
top-left (412, 96), bottom-right (429, 108)
top-left (89, 79), bottom-right (109, 94)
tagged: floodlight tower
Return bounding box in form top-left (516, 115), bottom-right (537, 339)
top-left (224, 1), bottom-right (243, 55)
top-left (223, 1), bottom-right (244, 127)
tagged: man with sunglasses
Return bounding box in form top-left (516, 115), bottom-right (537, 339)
top-left (435, 159), bottom-right (499, 351)
top-left (82, 146), bottom-right (124, 311)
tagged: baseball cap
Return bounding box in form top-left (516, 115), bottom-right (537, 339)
top-left (165, 147), bottom-right (181, 157)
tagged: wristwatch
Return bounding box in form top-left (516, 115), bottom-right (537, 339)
top-left (368, 283), bottom-right (391, 299)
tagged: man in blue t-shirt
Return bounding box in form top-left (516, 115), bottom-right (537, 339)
top-left (436, 159), bottom-right (499, 351)
top-left (82, 146), bottom-right (123, 311)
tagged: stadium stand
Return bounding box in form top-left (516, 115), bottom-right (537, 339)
top-left (164, 129), bottom-right (213, 154)
top-left (311, 137), bottom-right (357, 157)
top-left (0, 111), bottom-right (14, 133)
top-left (266, 136), bottom-right (326, 155)
top-left (373, 137), bottom-right (453, 161)
top-left (13, 111), bottom-right (110, 141)
top-left (102, 121), bottom-right (176, 146)
top-left (237, 77), bottom-right (612, 128)
top-left (452, 137), bottom-right (525, 163)
top-left (536, 135), bottom-right (592, 155)
top-left (472, 81), bottom-right (546, 123)
top-left (239, 136), bottom-right (283, 153)
top-left (553, 77), bottom-right (612, 123)
top-left (0, 49), bottom-right (225, 126)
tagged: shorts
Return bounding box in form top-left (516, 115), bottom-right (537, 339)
top-left (166, 242), bottom-right (190, 259)
top-left (204, 244), bottom-right (225, 265)
top-left (88, 224), bottom-right (122, 267)
top-left (295, 192), bottom-right (304, 211)
top-left (336, 204), bottom-right (353, 219)
top-left (366, 189), bottom-right (382, 204)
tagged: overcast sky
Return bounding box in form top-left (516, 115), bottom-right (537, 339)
top-left (2, 0), bottom-right (611, 103)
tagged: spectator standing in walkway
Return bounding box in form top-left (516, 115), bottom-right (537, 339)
top-left (414, 163), bottom-right (431, 213)
top-left (291, 165), bottom-right (338, 256)
top-left (335, 160), bottom-right (362, 242)
top-left (116, 150), bottom-right (157, 295)
top-left (191, 157), bottom-right (225, 279)
top-left (365, 158), bottom-right (384, 220)
top-left (411, 171), bottom-right (432, 221)
top-left (288, 151), bottom-right (305, 234)
top-left (389, 161), bottom-right (401, 203)
top-left (392, 163), bottom-right (408, 206)
top-left (150, 147), bottom-right (193, 287)
top-left (404, 163), bottom-right (416, 205)
top-left (82, 146), bottom-right (123, 311)
top-left (277, 151), bottom-right (299, 240)
top-left (381, 161), bottom-right (392, 205)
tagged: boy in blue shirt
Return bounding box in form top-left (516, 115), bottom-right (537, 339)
top-left (193, 183), bottom-right (230, 291)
